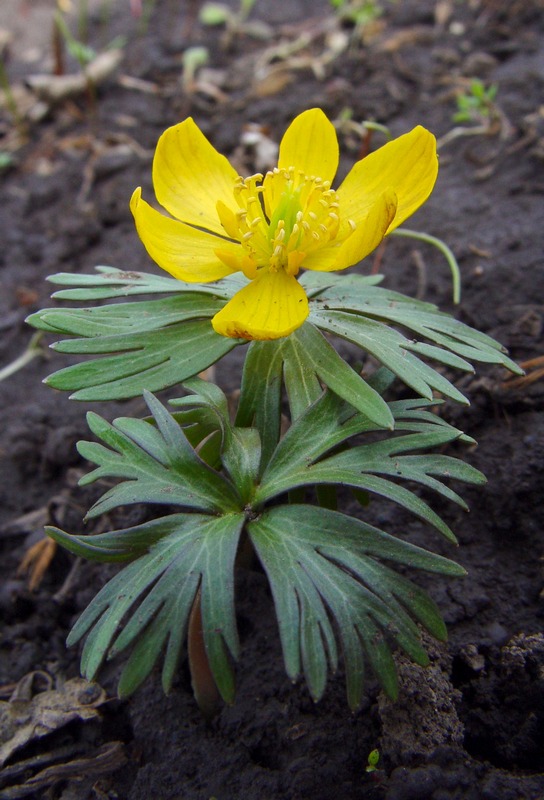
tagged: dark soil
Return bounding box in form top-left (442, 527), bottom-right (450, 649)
top-left (1, 1), bottom-right (543, 798)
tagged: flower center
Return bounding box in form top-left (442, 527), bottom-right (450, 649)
top-left (217, 167), bottom-right (354, 281)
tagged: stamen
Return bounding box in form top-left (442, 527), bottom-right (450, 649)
top-left (234, 160), bottom-right (348, 275)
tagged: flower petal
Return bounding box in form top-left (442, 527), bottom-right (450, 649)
top-left (152, 118), bottom-right (239, 237)
top-left (278, 108), bottom-right (339, 184)
top-left (302, 189), bottom-right (398, 272)
top-left (212, 269), bottom-right (309, 340)
top-left (131, 188), bottom-right (240, 283)
top-left (337, 126), bottom-right (438, 234)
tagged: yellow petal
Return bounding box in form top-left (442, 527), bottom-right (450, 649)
top-left (278, 108), bottom-right (339, 184)
top-left (152, 118), bottom-right (239, 237)
top-left (337, 126), bottom-right (438, 234)
top-left (131, 188), bottom-right (240, 283)
top-left (302, 190), bottom-right (398, 272)
top-left (211, 269), bottom-right (309, 340)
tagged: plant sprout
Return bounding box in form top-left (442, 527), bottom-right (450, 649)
top-left (28, 108), bottom-right (521, 716)
top-left (453, 79), bottom-right (499, 125)
top-left (366, 748), bottom-right (380, 773)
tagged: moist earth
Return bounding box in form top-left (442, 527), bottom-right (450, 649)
top-left (0, 1), bottom-right (543, 798)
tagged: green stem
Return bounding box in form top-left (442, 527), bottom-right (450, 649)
top-left (0, 332), bottom-right (45, 382)
top-left (391, 227), bottom-right (461, 304)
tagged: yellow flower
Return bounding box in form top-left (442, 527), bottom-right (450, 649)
top-left (131, 109), bottom-right (438, 341)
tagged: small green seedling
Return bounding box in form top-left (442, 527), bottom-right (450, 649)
top-left (199, 0), bottom-right (270, 44)
top-left (453, 79), bottom-right (498, 125)
top-left (366, 748), bottom-right (380, 773)
top-left (330, 0), bottom-right (383, 27)
top-left (54, 10), bottom-right (96, 68)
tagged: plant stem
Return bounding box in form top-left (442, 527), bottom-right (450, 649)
top-left (0, 333), bottom-right (45, 383)
top-left (391, 227), bottom-right (461, 304)
top-left (188, 589), bottom-right (221, 719)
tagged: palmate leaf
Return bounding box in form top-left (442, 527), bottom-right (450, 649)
top-left (28, 300), bottom-right (241, 401)
top-left (27, 267), bottom-right (519, 410)
top-left (78, 391), bottom-right (241, 518)
top-left (248, 504), bottom-right (465, 709)
top-left (255, 390), bottom-right (485, 542)
top-left (48, 385), bottom-right (477, 706)
top-left (48, 511), bottom-right (245, 700)
top-left (303, 273), bottom-right (522, 396)
top-left (26, 269), bottom-right (252, 401)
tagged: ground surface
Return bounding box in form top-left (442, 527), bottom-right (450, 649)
top-left (0, 1), bottom-right (543, 798)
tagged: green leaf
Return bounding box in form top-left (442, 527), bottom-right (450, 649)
top-left (78, 391), bottom-right (241, 517)
top-left (45, 319), bottom-right (239, 401)
top-left (300, 271), bottom-right (383, 294)
top-left (249, 505), bottom-right (463, 708)
top-left (170, 405), bottom-right (224, 468)
top-left (289, 323), bottom-right (394, 428)
top-left (26, 270), bottom-right (252, 400)
top-left (235, 340), bottom-right (284, 471)
top-left (44, 266), bottom-right (247, 301)
top-left (280, 335), bottom-right (323, 420)
top-left (256, 391), bottom-right (484, 541)
top-left (62, 511), bottom-right (245, 700)
top-left (171, 379), bottom-right (261, 502)
top-left (308, 277), bottom-right (521, 376)
top-left (46, 513), bottom-right (191, 562)
top-left (29, 294), bottom-right (224, 337)
top-left (312, 309), bottom-right (470, 405)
